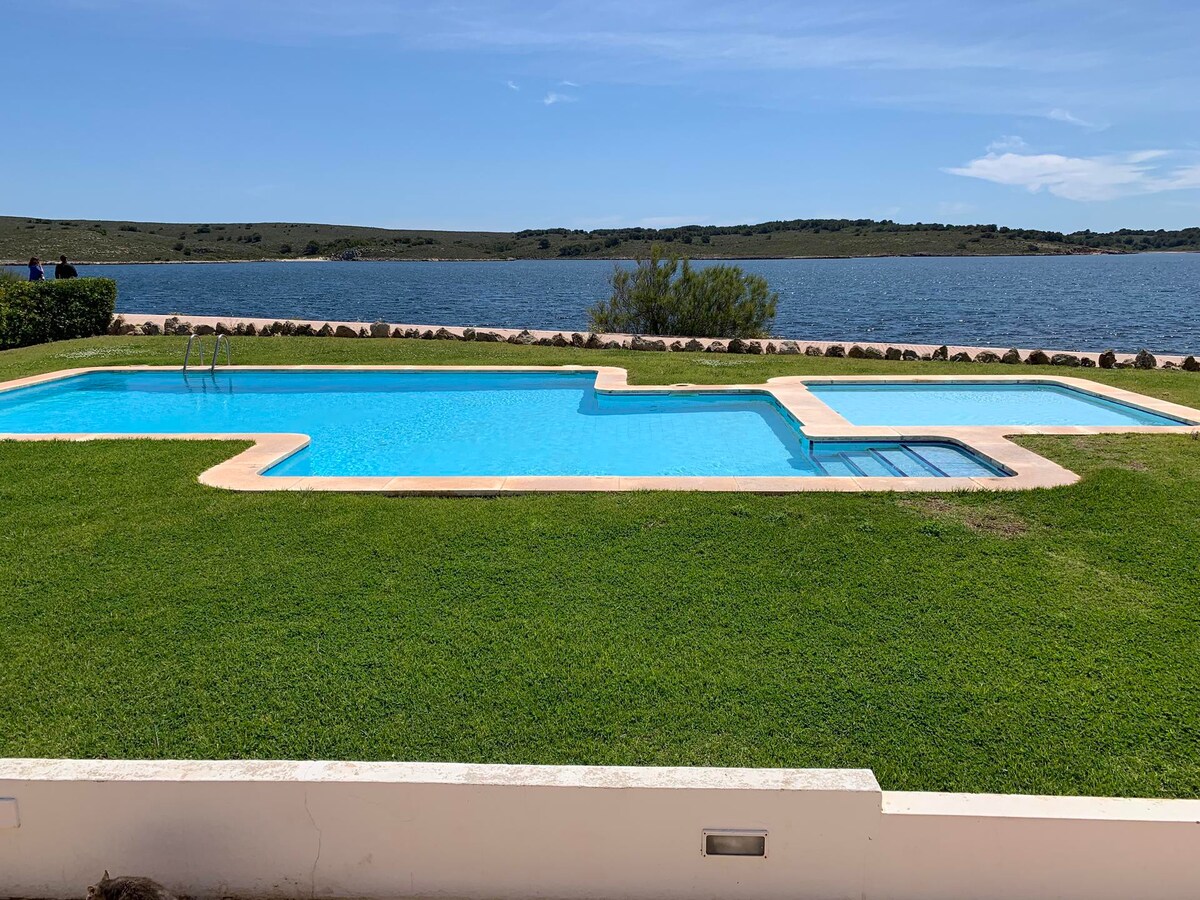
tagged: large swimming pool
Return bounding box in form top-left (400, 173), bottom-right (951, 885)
top-left (806, 381), bottom-right (1190, 427)
top-left (0, 370), bottom-right (1005, 479)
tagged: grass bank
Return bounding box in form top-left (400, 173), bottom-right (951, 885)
top-left (5, 214), bottom-right (1198, 263)
top-left (1, 337), bottom-right (1198, 798)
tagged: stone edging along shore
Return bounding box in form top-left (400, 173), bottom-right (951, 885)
top-left (115, 313), bottom-right (1200, 371)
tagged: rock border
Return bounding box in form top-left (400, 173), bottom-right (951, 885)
top-left (106, 314), bottom-right (1199, 372)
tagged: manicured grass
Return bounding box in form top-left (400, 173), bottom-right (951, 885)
top-left (5, 335), bottom-right (1200, 407)
top-left (1, 337), bottom-right (1199, 798)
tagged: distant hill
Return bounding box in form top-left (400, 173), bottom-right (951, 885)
top-left (2, 215), bottom-right (1197, 263)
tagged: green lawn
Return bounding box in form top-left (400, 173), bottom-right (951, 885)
top-left (1, 336), bottom-right (1198, 798)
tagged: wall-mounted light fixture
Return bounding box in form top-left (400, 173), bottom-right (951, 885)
top-left (701, 829), bottom-right (767, 858)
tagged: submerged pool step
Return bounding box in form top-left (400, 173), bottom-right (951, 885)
top-left (905, 444), bottom-right (990, 477)
top-left (836, 449), bottom-right (896, 477)
top-left (810, 452), bottom-right (858, 477)
top-left (811, 449), bottom-right (891, 477)
top-left (874, 447), bottom-right (943, 477)
top-left (811, 443), bottom-right (992, 479)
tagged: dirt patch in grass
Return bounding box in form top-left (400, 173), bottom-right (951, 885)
top-left (1062, 436), bottom-right (1150, 472)
top-left (902, 496), bottom-right (1031, 537)
top-left (695, 357), bottom-right (757, 368)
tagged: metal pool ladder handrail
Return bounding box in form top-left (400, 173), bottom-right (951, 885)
top-left (210, 334), bottom-right (231, 372)
top-left (182, 334), bottom-right (206, 371)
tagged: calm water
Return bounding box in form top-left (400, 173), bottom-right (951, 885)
top-left (0, 370), bottom-right (1002, 478)
top-left (8, 253), bottom-right (1199, 353)
top-left (807, 382), bottom-right (1192, 427)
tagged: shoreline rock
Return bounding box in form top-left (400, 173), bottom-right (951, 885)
top-left (108, 315), bottom-right (1196, 370)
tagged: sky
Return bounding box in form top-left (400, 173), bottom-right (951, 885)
top-left (3, 0), bottom-right (1199, 233)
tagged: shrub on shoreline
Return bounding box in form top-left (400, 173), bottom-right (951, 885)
top-left (0, 277), bottom-right (116, 350)
top-left (588, 247), bottom-right (778, 339)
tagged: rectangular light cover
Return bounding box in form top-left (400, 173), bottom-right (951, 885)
top-left (702, 829), bottom-right (767, 857)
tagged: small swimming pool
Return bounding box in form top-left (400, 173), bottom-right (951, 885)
top-left (806, 381), bottom-right (1190, 427)
top-left (0, 370), bottom-right (1005, 479)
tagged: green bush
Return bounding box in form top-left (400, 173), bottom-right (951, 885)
top-left (588, 247), bottom-right (777, 338)
top-left (0, 278), bottom-right (117, 350)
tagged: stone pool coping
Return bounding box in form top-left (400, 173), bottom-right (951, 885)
top-left (1, 366), bottom-right (1197, 494)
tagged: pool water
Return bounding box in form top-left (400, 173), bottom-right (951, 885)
top-left (807, 382), bottom-right (1188, 427)
top-left (0, 370), bottom-right (1004, 479)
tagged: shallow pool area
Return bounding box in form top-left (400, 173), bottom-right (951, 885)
top-left (806, 381), bottom-right (1190, 427)
top-left (0, 369), bottom-right (1006, 479)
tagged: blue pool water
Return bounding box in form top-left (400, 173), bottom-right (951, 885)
top-left (807, 382), bottom-right (1190, 427)
top-left (0, 370), bottom-right (1005, 479)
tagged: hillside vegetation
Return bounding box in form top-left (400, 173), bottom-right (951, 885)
top-left (3, 215), bottom-right (1198, 263)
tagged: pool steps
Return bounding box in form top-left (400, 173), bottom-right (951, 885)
top-left (812, 445), bottom-right (953, 478)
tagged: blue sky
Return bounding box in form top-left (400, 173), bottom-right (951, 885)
top-left (4, 0), bottom-right (1199, 232)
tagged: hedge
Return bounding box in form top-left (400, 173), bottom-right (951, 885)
top-left (0, 278), bottom-right (116, 350)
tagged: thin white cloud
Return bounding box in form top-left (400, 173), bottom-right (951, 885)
top-left (946, 150), bottom-right (1200, 201)
top-left (543, 91), bottom-right (577, 105)
top-left (1046, 108), bottom-right (1105, 130)
top-left (494, 28), bottom-right (1087, 76)
top-left (987, 134), bottom-right (1027, 153)
top-left (45, 0), bottom-right (1200, 127)
top-left (638, 215), bottom-right (707, 228)
top-left (559, 79), bottom-right (580, 87)
top-left (80, 1), bottom-right (1102, 74)
top-left (505, 79), bottom-right (519, 90)
top-left (936, 200), bottom-right (975, 216)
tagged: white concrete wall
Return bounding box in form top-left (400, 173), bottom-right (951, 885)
top-left (0, 760), bottom-right (880, 900)
top-left (869, 791), bottom-right (1200, 900)
top-left (2, 759), bottom-right (1199, 900)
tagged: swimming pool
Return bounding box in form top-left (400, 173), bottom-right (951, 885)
top-left (806, 381), bottom-right (1191, 427)
top-left (0, 369), bottom-right (1004, 479)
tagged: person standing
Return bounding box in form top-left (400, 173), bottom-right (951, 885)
top-left (27, 257), bottom-right (44, 281)
top-left (54, 255), bottom-right (78, 279)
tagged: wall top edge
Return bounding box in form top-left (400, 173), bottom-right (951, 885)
top-left (0, 759), bottom-right (882, 793)
top-left (884, 790), bottom-right (1200, 822)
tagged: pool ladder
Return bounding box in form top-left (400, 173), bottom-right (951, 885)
top-left (182, 334), bottom-right (231, 373)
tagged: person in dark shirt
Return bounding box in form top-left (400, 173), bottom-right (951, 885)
top-left (28, 257), bottom-right (44, 281)
top-left (55, 255), bottom-right (78, 279)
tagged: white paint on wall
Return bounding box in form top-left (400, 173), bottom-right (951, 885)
top-left (0, 760), bottom-right (881, 900)
top-left (871, 791), bottom-right (1200, 900)
top-left (2, 759), bottom-right (1199, 900)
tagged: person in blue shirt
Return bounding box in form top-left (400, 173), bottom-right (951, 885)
top-left (28, 257), bottom-right (45, 281)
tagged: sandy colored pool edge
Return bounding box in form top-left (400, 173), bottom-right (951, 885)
top-left (1, 365), bottom-right (1197, 494)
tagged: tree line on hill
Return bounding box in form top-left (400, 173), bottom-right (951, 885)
top-left (517, 219), bottom-right (1200, 253)
top-left (3, 214), bottom-right (1198, 263)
